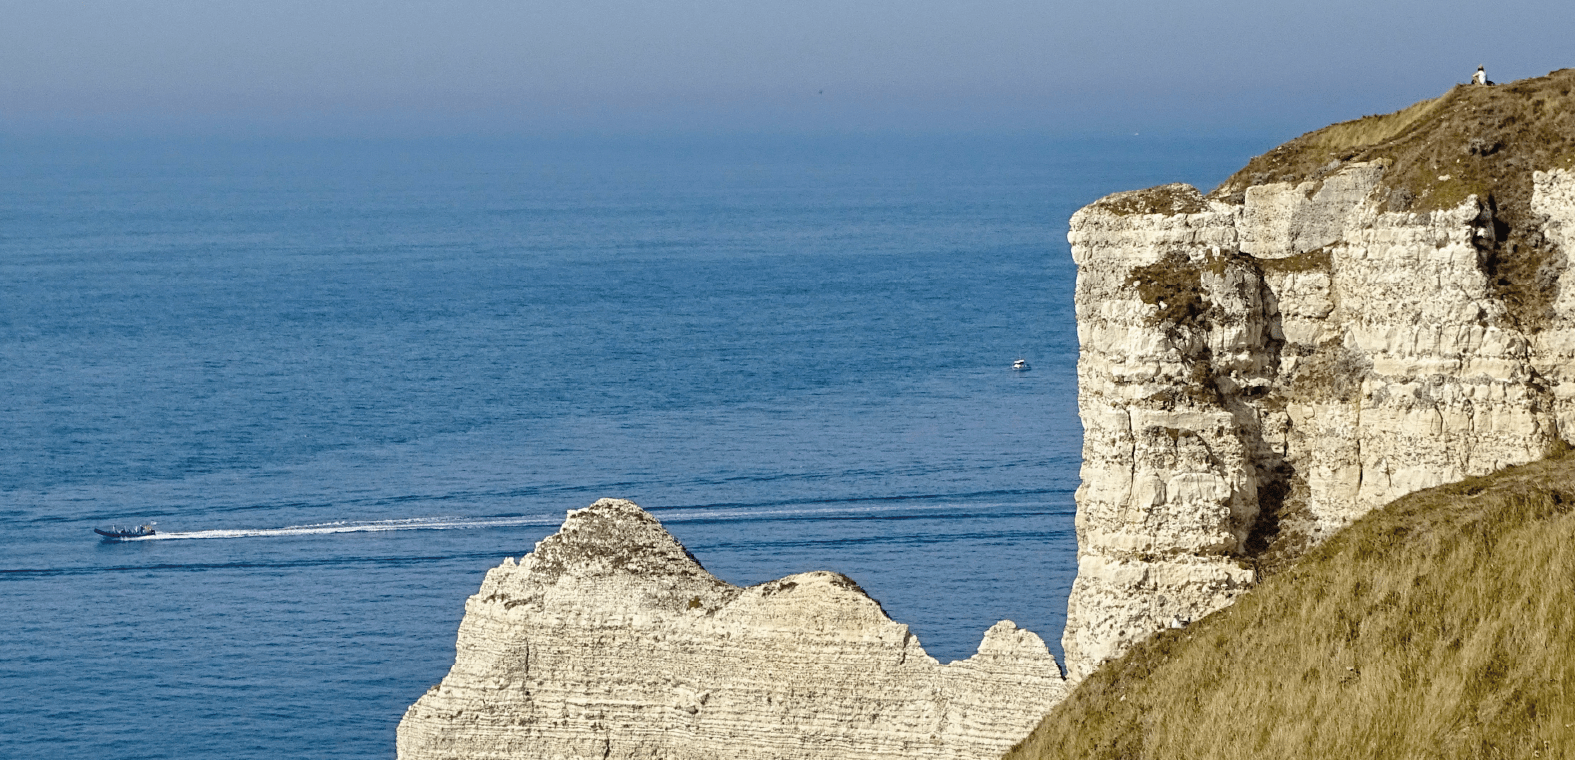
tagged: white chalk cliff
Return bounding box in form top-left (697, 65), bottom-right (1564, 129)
top-left (1061, 69), bottom-right (1575, 678)
top-left (1062, 160), bottom-right (1575, 680)
top-left (397, 499), bottom-right (1066, 760)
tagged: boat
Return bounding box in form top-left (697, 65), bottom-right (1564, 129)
top-left (95, 523), bottom-right (156, 540)
top-left (1011, 358), bottom-right (1031, 371)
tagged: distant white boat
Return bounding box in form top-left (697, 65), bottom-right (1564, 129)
top-left (1011, 358), bottom-right (1030, 371)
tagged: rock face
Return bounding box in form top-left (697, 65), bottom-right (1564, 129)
top-left (1062, 166), bottom-right (1575, 681)
top-left (397, 499), bottom-right (1066, 760)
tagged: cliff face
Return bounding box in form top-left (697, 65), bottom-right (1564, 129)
top-left (397, 499), bottom-right (1066, 760)
top-left (1063, 69), bottom-right (1575, 678)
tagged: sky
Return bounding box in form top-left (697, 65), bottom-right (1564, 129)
top-left (3, 0), bottom-right (1573, 137)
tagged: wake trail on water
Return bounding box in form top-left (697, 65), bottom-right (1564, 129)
top-left (131, 515), bottom-right (564, 541)
top-left (116, 496), bottom-right (1065, 543)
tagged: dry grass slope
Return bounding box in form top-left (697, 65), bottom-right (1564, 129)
top-left (1006, 454), bottom-right (1575, 760)
top-left (1212, 68), bottom-right (1575, 213)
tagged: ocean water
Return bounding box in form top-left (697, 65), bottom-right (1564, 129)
top-left (0, 132), bottom-right (1260, 759)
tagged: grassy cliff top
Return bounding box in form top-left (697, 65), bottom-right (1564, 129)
top-left (1214, 68), bottom-right (1575, 213)
top-left (1006, 453), bottom-right (1575, 760)
top-left (1210, 68), bottom-right (1575, 332)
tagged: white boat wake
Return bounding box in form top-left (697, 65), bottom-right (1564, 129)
top-left (115, 498), bottom-right (1023, 542)
top-left (129, 515), bottom-right (563, 541)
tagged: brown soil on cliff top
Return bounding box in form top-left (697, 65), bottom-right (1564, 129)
top-left (1216, 69), bottom-right (1575, 332)
top-left (1004, 453), bottom-right (1575, 760)
top-left (1213, 68), bottom-right (1575, 211)
top-left (1091, 183), bottom-right (1210, 216)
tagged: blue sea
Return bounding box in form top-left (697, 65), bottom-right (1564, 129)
top-left (0, 132), bottom-right (1260, 759)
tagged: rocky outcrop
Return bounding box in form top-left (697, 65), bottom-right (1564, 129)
top-left (397, 499), bottom-right (1066, 760)
top-left (1063, 161), bottom-right (1575, 681)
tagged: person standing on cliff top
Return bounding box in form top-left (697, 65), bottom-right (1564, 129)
top-left (1473, 66), bottom-right (1488, 85)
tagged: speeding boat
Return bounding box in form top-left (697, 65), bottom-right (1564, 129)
top-left (1011, 358), bottom-right (1031, 371)
top-left (95, 523), bottom-right (156, 541)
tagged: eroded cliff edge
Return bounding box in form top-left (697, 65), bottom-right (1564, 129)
top-left (397, 499), bottom-right (1066, 760)
top-left (1063, 69), bottom-right (1575, 680)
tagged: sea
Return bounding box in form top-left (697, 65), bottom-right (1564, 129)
top-left (0, 131), bottom-right (1263, 759)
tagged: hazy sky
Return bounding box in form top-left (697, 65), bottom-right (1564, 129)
top-left (3, 0), bottom-right (1572, 136)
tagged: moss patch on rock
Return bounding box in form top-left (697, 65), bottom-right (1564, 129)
top-left (1287, 340), bottom-right (1370, 404)
top-left (1127, 249), bottom-right (1273, 406)
top-left (1127, 251), bottom-right (1209, 327)
top-left (1256, 246), bottom-right (1334, 275)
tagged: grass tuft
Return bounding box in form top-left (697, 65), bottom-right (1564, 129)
top-left (1005, 455), bottom-right (1575, 760)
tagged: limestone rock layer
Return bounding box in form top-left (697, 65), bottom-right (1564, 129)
top-left (1063, 168), bottom-right (1575, 681)
top-left (397, 499), bottom-right (1066, 760)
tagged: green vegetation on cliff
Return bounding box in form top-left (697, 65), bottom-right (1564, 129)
top-left (1006, 454), bottom-right (1575, 760)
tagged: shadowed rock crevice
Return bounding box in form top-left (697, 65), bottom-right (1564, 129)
top-left (1241, 459), bottom-right (1311, 576)
top-left (1475, 195), bottom-right (1567, 333)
